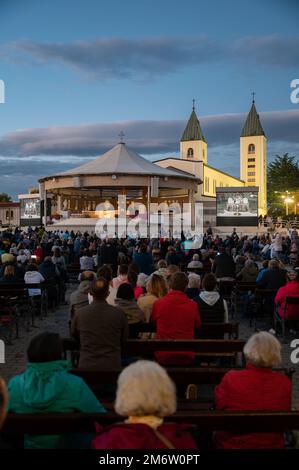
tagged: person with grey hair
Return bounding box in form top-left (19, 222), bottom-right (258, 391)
top-left (214, 332), bottom-right (292, 449)
top-left (187, 253), bottom-right (203, 270)
top-left (236, 259), bottom-right (258, 283)
top-left (185, 273), bottom-right (201, 299)
top-left (92, 360), bottom-right (197, 449)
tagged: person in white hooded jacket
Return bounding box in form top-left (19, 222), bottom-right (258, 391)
top-left (194, 273), bottom-right (228, 323)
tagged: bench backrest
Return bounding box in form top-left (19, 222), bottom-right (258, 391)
top-left (2, 411), bottom-right (299, 435)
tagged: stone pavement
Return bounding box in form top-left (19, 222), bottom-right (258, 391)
top-left (0, 286), bottom-right (299, 408)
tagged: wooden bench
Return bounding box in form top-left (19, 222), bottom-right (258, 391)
top-left (62, 338), bottom-right (246, 367)
top-left (2, 410), bottom-right (299, 436)
top-left (69, 366), bottom-right (295, 407)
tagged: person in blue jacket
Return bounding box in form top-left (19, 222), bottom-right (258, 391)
top-left (7, 332), bottom-right (106, 449)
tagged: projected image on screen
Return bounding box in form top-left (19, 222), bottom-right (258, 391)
top-left (216, 187), bottom-right (258, 227)
top-left (20, 198), bottom-right (40, 219)
top-left (217, 191), bottom-right (258, 217)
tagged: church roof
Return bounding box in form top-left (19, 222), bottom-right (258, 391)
top-left (241, 101), bottom-right (265, 137)
top-left (181, 107), bottom-right (206, 142)
top-left (52, 143), bottom-right (196, 180)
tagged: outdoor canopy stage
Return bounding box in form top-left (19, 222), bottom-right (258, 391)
top-left (39, 139), bottom-right (200, 235)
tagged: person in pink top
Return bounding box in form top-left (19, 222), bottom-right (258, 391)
top-left (112, 264), bottom-right (128, 289)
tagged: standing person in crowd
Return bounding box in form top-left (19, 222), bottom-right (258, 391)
top-left (79, 249), bottom-right (95, 271)
top-left (194, 273), bottom-right (228, 324)
top-left (151, 272), bottom-right (201, 365)
top-left (71, 278), bottom-right (128, 369)
top-left (133, 243), bottom-right (153, 276)
top-left (271, 233), bottom-right (283, 260)
top-left (214, 332), bottom-right (291, 449)
top-left (115, 283), bottom-right (145, 337)
top-left (92, 360), bottom-right (197, 450)
top-left (137, 274), bottom-right (168, 322)
top-left (212, 247), bottom-right (236, 280)
top-left (7, 332), bottom-right (105, 449)
top-left (24, 263), bottom-right (45, 297)
top-left (165, 246), bottom-right (178, 266)
top-left (97, 239), bottom-right (118, 275)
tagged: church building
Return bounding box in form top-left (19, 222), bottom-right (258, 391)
top-left (155, 99), bottom-right (267, 219)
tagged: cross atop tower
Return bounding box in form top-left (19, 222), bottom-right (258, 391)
top-left (118, 131), bottom-right (125, 144)
top-left (251, 91), bottom-right (255, 103)
top-left (192, 98), bottom-right (195, 111)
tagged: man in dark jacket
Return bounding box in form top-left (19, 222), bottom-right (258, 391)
top-left (71, 277), bottom-right (128, 369)
top-left (97, 240), bottom-right (118, 274)
top-left (212, 248), bottom-right (236, 279)
top-left (257, 259), bottom-right (287, 291)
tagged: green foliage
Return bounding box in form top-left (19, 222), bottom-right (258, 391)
top-left (267, 154), bottom-right (299, 216)
top-left (0, 193), bottom-right (12, 202)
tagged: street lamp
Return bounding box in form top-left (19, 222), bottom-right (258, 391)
top-left (282, 196), bottom-right (294, 216)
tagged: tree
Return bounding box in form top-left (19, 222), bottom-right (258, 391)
top-left (0, 193), bottom-right (12, 202)
top-left (267, 154), bottom-right (299, 216)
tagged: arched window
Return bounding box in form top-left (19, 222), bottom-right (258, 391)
top-left (248, 143), bottom-right (255, 154)
top-left (187, 148), bottom-right (194, 158)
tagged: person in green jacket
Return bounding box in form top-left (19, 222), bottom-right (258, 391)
top-left (7, 332), bottom-right (106, 449)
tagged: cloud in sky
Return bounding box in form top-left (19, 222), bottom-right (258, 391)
top-left (1, 107), bottom-right (299, 198)
top-left (0, 109), bottom-right (298, 158)
top-left (7, 37), bottom-right (223, 81)
top-left (4, 35), bottom-right (299, 82)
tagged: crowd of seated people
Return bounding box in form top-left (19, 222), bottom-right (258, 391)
top-left (0, 224), bottom-right (299, 450)
top-left (0, 331), bottom-right (295, 449)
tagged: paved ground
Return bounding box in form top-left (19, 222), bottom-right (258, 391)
top-left (1, 285), bottom-right (299, 408)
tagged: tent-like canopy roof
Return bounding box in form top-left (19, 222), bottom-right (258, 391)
top-left (41, 143), bottom-right (196, 181)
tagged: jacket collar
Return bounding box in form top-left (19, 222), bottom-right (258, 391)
top-left (246, 362), bottom-right (273, 373)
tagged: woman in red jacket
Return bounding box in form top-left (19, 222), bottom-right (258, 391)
top-left (275, 270), bottom-right (299, 321)
top-left (214, 332), bottom-right (292, 449)
top-left (92, 360), bottom-right (197, 449)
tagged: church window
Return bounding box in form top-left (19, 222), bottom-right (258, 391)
top-left (248, 165), bottom-right (255, 168)
top-left (248, 172), bottom-right (255, 176)
top-left (248, 158), bottom-right (255, 162)
top-left (248, 144), bottom-right (255, 154)
top-left (202, 149), bottom-right (205, 159)
top-left (187, 148), bottom-right (194, 158)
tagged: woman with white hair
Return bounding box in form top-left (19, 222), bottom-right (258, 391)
top-left (187, 254), bottom-right (203, 270)
top-left (214, 332), bottom-right (292, 449)
top-left (92, 360), bottom-right (197, 449)
top-left (185, 273), bottom-right (201, 299)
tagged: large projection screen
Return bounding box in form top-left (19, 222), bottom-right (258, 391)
top-left (20, 197), bottom-right (41, 226)
top-left (216, 187), bottom-right (259, 227)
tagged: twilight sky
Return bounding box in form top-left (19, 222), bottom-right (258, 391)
top-left (0, 0), bottom-right (298, 198)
